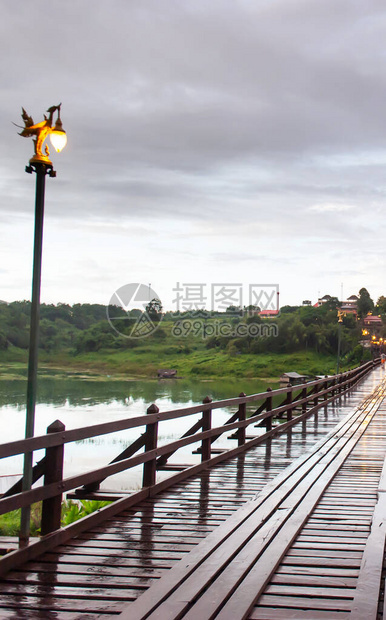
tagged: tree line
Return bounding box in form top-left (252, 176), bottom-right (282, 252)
top-left (0, 288), bottom-right (384, 361)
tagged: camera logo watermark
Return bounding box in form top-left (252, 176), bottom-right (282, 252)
top-left (107, 282), bottom-right (279, 340)
top-left (107, 283), bottom-right (163, 339)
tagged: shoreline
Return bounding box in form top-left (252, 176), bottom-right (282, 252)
top-left (0, 348), bottom-right (348, 384)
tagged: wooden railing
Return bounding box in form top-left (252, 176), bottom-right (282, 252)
top-left (0, 360), bottom-right (379, 547)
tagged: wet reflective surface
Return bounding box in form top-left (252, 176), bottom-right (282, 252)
top-left (0, 369), bottom-right (383, 618)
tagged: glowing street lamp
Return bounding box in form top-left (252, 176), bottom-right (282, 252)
top-left (17, 104), bottom-right (67, 546)
top-left (48, 108), bottom-right (67, 154)
top-left (336, 310), bottom-right (345, 375)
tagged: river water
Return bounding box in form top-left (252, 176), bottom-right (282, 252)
top-left (0, 371), bottom-right (276, 491)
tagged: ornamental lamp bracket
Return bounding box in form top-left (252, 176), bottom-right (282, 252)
top-left (16, 103), bottom-right (67, 166)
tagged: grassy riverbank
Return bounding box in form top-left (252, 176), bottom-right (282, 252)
top-left (0, 345), bottom-right (348, 382)
top-left (0, 300), bottom-right (369, 381)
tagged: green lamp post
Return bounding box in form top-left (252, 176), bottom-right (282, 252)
top-left (17, 104), bottom-right (67, 546)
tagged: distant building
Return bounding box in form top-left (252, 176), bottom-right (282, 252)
top-left (258, 290), bottom-right (279, 317)
top-left (363, 315), bottom-right (383, 327)
top-left (302, 300), bottom-right (312, 306)
top-left (279, 371), bottom-right (308, 386)
top-left (314, 294), bottom-right (332, 308)
top-left (259, 309), bottom-right (279, 318)
top-left (361, 314), bottom-right (383, 351)
top-left (157, 369), bottom-right (177, 378)
top-left (340, 294), bottom-right (358, 318)
top-left (313, 294), bottom-right (358, 317)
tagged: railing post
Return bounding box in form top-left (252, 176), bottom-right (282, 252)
top-left (351, 369), bottom-right (357, 388)
top-left (301, 384), bottom-right (307, 414)
top-left (314, 381), bottom-right (319, 406)
top-left (265, 388), bottom-right (272, 431)
top-left (41, 419), bottom-right (65, 537)
top-left (330, 376), bottom-right (336, 397)
top-left (347, 370), bottom-right (353, 390)
top-left (142, 403), bottom-right (159, 488)
top-left (201, 396), bottom-right (212, 461)
top-left (238, 393), bottom-right (246, 446)
top-left (343, 371), bottom-right (348, 393)
top-left (338, 373), bottom-right (343, 394)
top-left (354, 368), bottom-right (358, 386)
top-left (346, 370), bottom-right (350, 390)
top-left (285, 383), bottom-right (293, 421)
top-left (324, 376), bottom-right (328, 403)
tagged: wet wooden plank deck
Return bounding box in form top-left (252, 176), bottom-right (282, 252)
top-left (0, 368), bottom-right (385, 619)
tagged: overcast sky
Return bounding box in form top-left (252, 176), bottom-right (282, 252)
top-left (1, 0), bottom-right (386, 311)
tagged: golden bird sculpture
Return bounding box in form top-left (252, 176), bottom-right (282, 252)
top-left (18, 104), bottom-right (61, 164)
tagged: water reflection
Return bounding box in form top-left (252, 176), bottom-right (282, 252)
top-left (2, 370), bottom-right (379, 493)
top-left (264, 439), bottom-right (272, 470)
top-left (0, 374), bottom-right (274, 490)
top-left (199, 475), bottom-right (210, 521)
top-left (0, 375), bottom-right (277, 409)
top-left (285, 428), bottom-right (293, 458)
top-left (236, 454), bottom-right (246, 499)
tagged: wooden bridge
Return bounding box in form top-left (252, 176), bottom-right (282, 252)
top-left (1, 360), bottom-right (386, 618)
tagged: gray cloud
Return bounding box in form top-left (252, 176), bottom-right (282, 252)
top-left (2, 1), bottom-right (386, 305)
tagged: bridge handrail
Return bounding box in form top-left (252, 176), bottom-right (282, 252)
top-left (0, 360), bottom-right (378, 539)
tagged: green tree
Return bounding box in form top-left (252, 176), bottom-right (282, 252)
top-left (298, 306), bottom-right (319, 326)
top-left (376, 296), bottom-right (386, 314)
top-left (305, 325), bottom-right (328, 353)
top-left (246, 314), bottom-right (262, 325)
top-left (74, 322), bottom-right (118, 353)
top-left (0, 330), bottom-right (8, 350)
top-left (39, 318), bottom-right (57, 351)
top-left (244, 304), bottom-right (260, 314)
top-left (146, 298), bottom-right (163, 323)
top-left (357, 288), bottom-right (374, 318)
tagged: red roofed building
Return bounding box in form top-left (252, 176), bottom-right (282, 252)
top-left (259, 309), bottom-right (279, 318)
top-left (363, 315), bottom-right (383, 327)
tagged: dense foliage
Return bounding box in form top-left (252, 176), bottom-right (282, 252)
top-left (0, 302), bottom-right (113, 353)
top-left (0, 500), bottom-right (111, 538)
top-left (205, 301), bottom-right (366, 364)
top-left (0, 289), bottom-right (384, 368)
